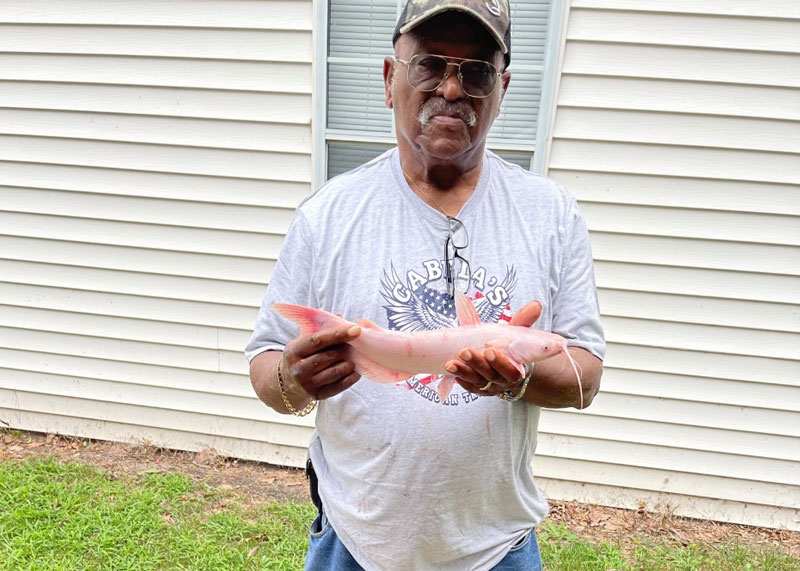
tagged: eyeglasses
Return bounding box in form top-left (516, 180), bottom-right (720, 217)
top-left (445, 216), bottom-right (471, 298)
top-left (395, 54), bottom-right (502, 98)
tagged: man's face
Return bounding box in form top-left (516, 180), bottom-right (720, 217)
top-left (384, 13), bottom-right (510, 163)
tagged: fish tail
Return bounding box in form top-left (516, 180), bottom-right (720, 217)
top-left (271, 303), bottom-right (346, 336)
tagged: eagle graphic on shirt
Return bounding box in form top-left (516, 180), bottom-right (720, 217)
top-left (378, 262), bottom-right (517, 402)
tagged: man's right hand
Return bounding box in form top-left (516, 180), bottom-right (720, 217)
top-left (249, 324), bottom-right (362, 415)
top-left (282, 324), bottom-right (362, 401)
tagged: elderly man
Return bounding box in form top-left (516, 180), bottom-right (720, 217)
top-left (247, 1), bottom-right (605, 569)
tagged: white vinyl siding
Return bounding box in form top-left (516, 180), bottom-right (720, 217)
top-left (321, 0), bottom-right (557, 179)
top-left (539, 1), bottom-right (800, 530)
top-left (0, 0), bottom-right (315, 468)
top-left (2, 0), bottom-right (798, 534)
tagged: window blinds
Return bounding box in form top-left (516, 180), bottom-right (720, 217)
top-left (326, 0), bottom-right (552, 178)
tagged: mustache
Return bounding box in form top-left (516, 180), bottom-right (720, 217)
top-left (417, 98), bottom-right (477, 127)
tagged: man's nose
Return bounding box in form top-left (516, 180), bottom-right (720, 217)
top-left (437, 68), bottom-right (466, 100)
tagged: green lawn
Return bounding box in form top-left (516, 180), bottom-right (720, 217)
top-left (0, 457), bottom-right (311, 570)
top-left (0, 457), bottom-right (796, 570)
top-left (537, 519), bottom-right (797, 570)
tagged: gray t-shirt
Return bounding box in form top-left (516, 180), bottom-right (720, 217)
top-left (246, 148), bottom-right (605, 570)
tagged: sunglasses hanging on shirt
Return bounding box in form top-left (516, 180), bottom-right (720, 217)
top-left (444, 216), bottom-right (471, 297)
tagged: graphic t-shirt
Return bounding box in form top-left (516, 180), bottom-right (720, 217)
top-left (246, 148), bottom-right (605, 570)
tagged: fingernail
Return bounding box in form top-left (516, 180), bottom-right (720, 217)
top-left (461, 350), bottom-right (472, 360)
top-left (446, 364), bottom-right (457, 373)
top-left (485, 350), bottom-right (495, 362)
top-left (348, 326), bottom-right (361, 336)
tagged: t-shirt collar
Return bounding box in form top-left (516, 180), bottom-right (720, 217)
top-left (391, 148), bottom-right (490, 227)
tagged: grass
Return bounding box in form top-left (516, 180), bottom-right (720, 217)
top-left (538, 520), bottom-right (799, 570)
top-left (0, 457), bottom-right (313, 570)
top-left (0, 456), bottom-right (797, 570)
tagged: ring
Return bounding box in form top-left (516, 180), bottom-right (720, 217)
top-left (479, 381), bottom-right (493, 391)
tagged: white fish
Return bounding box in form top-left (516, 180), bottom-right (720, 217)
top-left (273, 292), bottom-right (582, 405)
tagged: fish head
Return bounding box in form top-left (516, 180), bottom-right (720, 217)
top-left (507, 331), bottom-right (565, 363)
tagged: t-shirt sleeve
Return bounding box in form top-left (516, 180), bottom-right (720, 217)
top-left (244, 212), bottom-right (316, 362)
top-left (552, 198), bottom-right (606, 360)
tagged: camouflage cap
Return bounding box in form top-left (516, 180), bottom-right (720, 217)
top-left (393, 0), bottom-right (511, 66)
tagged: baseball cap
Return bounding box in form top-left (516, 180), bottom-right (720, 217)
top-left (393, 0), bottom-right (512, 67)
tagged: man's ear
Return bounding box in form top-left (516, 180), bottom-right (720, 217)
top-left (496, 70), bottom-right (511, 117)
top-left (383, 57), bottom-right (395, 109)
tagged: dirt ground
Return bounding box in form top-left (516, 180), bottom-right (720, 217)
top-left (2, 430), bottom-right (798, 558)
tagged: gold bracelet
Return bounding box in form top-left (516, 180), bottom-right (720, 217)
top-left (499, 362), bottom-right (533, 402)
top-left (277, 357), bottom-right (317, 417)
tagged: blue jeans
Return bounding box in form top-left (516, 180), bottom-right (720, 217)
top-left (304, 512), bottom-right (543, 571)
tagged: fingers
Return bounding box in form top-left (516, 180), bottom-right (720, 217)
top-left (285, 350), bottom-right (362, 401)
top-left (446, 348), bottom-right (524, 396)
top-left (509, 300), bottom-right (542, 327)
top-left (485, 349), bottom-right (526, 382)
top-left (292, 346), bottom-right (351, 377)
top-left (282, 324), bottom-right (362, 400)
top-left (315, 369), bottom-right (361, 401)
top-left (289, 324), bottom-right (361, 359)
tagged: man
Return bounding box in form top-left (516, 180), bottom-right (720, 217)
top-left (247, 1), bottom-right (605, 569)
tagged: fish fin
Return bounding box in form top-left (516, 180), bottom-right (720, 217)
top-left (501, 345), bottom-right (527, 378)
top-left (271, 303), bottom-right (345, 336)
top-left (349, 349), bottom-right (412, 385)
top-left (484, 340), bottom-right (526, 377)
top-left (454, 291), bottom-right (481, 326)
top-left (436, 375), bottom-right (456, 402)
top-left (357, 318), bottom-right (380, 330)
top-left (509, 359), bottom-right (526, 378)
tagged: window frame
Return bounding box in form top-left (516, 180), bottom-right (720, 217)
top-left (312, 0), bottom-right (568, 188)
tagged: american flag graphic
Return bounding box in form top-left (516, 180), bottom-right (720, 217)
top-left (379, 264), bottom-right (517, 387)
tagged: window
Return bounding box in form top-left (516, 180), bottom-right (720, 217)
top-left (314, 1), bottom-right (564, 183)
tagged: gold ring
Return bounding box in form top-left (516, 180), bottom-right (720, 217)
top-left (479, 381), bottom-right (493, 391)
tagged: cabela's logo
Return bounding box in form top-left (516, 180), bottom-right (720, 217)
top-left (379, 262), bottom-right (516, 405)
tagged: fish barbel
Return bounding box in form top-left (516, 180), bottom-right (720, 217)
top-left (272, 292), bottom-right (582, 405)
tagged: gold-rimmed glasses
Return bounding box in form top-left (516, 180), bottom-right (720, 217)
top-left (395, 54), bottom-right (502, 98)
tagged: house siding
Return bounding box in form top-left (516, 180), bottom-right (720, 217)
top-left (1, 0), bottom-right (798, 532)
top-left (0, 0), bottom-right (315, 469)
top-left (540, 0), bottom-right (799, 530)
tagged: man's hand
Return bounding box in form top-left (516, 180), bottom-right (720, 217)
top-left (443, 298), bottom-right (602, 409)
top-left (249, 324), bottom-right (361, 414)
top-left (283, 324), bottom-right (362, 401)
top-left (445, 300), bottom-right (541, 397)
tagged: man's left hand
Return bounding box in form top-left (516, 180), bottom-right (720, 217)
top-left (444, 300), bottom-right (541, 396)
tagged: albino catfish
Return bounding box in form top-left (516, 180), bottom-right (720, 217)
top-left (273, 292), bottom-right (583, 407)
